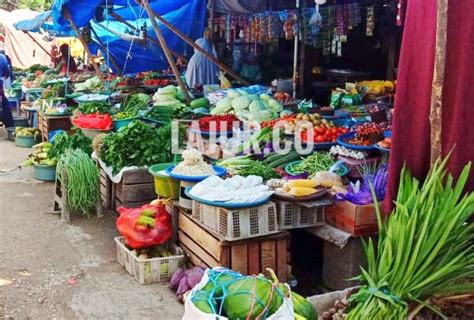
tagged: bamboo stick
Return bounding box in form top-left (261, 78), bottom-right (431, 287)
top-left (63, 8), bottom-right (105, 82)
top-left (140, 0), bottom-right (191, 103)
top-left (141, 3), bottom-right (250, 86)
top-left (109, 11), bottom-right (188, 63)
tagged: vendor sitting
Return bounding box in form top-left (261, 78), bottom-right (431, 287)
top-left (55, 44), bottom-right (77, 75)
top-left (240, 53), bottom-right (262, 83)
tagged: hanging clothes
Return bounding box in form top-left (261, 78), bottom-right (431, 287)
top-left (185, 38), bottom-right (219, 89)
top-left (385, 0), bottom-right (474, 211)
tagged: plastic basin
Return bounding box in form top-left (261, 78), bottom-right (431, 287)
top-left (34, 165), bottom-right (56, 182)
top-left (15, 135), bottom-right (36, 148)
top-left (148, 163), bottom-right (180, 200)
top-left (113, 117), bottom-right (139, 131)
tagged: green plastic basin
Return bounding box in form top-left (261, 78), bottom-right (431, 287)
top-left (15, 136), bottom-right (36, 148)
top-left (34, 165), bottom-right (56, 182)
top-left (148, 163), bottom-right (180, 200)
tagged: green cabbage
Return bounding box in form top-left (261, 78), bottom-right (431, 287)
top-left (211, 97), bottom-right (233, 115)
top-left (157, 85), bottom-right (177, 96)
top-left (268, 98), bottom-right (284, 112)
top-left (249, 100), bottom-right (267, 112)
top-left (231, 96), bottom-right (251, 111)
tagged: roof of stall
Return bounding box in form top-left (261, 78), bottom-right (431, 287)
top-left (48, 0), bottom-right (206, 74)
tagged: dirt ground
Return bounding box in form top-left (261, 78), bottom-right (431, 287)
top-left (0, 129), bottom-right (184, 319)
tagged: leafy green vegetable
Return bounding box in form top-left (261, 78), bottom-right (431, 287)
top-left (76, 101), bottom-right (111, 115)
top-left (47, 130), bottom-right (93, 160)
top-left (101, 121), bottom-right (186, 174)
top-left (346, 156), bottom-right (474, 319)
top-left (236, 161), bottom-right (281, 181)
top-left (118, 93), bottom-right (150, 117)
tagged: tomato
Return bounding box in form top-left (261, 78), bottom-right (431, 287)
top-left (315, 135), bottom-right (325, 143)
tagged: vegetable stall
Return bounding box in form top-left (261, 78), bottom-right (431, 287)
top-left (5, 0), bottom-right (473, 319)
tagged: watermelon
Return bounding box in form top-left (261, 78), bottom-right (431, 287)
top-left (192, 290), bottom-right (217, 314)
top-left (292, 292), bottom-right (317, 320)
top-left (190, 97), bottom-right (210, 109)
top-left (222, 276), bottom-right (284, 319)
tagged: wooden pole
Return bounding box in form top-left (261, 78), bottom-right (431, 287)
top-left (63, 8), bottom-right (105, 82)
top-left (109, 11), bottom-right (188, 63)
top-left (209, 0), bottom-right (215, 43)
top-left (23, 31), bottom-right (52, 58)
top-left (292, 0), bottom-right (301, 99)
top-left (429, 0), bottom-right (447, 166)
top-left (140, 0), bottom-right (192, 103)
top-left (90, 26), bottom-right (121, 72)
top-left (140, 3), bottom-right (250, 86)
top-left (298, 0), bottom-right (306, 96)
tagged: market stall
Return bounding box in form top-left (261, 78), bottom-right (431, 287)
top-left (4, 0), bottom-right (473, 319)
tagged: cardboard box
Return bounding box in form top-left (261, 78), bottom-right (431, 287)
top-left (325, 201), bottom-right (378, 236)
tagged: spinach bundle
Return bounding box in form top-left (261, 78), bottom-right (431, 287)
top-left (47, 130), bottom-right (93, 160)
top-left (101, 121), bottom-right (186, 174)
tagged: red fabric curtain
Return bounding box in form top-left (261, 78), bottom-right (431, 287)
top-left (385, 0), bottom-right (474, 210)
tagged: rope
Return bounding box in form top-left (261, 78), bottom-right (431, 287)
top-left (121, 1), bottom-right (146, 76)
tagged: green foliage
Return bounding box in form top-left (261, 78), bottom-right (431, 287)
top-left (17, 0), bottom-right (54, 11)
top-left (101, 121), bottom-right (186, 174)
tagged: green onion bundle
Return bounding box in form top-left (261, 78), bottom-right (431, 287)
top-left (347, 156), bottom-right (474, 319)
top-left (57, 149), bottom-right (99, 217)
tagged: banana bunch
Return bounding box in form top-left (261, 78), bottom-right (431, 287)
top-left (16, 127), bottom-right (40, 138)
top-left (22, 142), bottom-right (57, 167)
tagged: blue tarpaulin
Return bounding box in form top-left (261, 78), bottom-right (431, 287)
top-left (48, 0), bottom-right (206, 74)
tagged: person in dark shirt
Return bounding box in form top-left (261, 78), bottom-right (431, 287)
top-left (55, 44), bottom-right (77, 75)
top-left (0, 52), bottom-right (13, 128)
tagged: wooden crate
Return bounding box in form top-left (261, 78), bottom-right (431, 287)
top-left (114, 168), bottom-right (156, 209)
top-left (178, 211), bottom-right (290, 282)
top-left (38, 113), bottom-right (72, 142)
top-left (98, 165), bottom-right (114, 210)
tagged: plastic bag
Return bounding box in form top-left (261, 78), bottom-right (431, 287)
top-left (312, 171), bottom-right (343, 188)
top-left (116, 204), bottom-right (172, 249)
top-left (72, 113), bottom-right (112, 130)
top-left (183, 268), bottom-right (294, 320)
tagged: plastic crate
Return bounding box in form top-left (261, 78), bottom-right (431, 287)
top-left (275, 201), bottom-right (325, 229)
top-left (114, 237), bottom-right (185, 285)
top-left (191, 201), bottom-right (280, 241)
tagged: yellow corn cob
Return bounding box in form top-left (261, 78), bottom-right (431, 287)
top-left (286, 179), bottom-right (317, 189)
top-left (289, 187), bottom-right (317, 197)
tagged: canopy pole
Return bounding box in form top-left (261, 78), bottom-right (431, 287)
top-left (140, 0), bottom-right (192, 104)
top-left (90, 26), bottom-right (120, 72)
top-left (139, 3), bottom-right (250, 86)
top-left (292, 0), bottom-right (300, 99)
top-left (23, 31), bottom-right (52, 58)
top-left (429, 0), bottom-right (447, 166)
top-left (109, 11), bottom-right (188, 63)
top-left (209, 0), bottom-right (215, 43)
top-left (63, 8), bottom-right (105, 83)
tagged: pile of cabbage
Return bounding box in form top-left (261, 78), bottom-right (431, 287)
top-left (211, 89), bottom-right (291, 122)
top-left (152, 85), bottom-right (188, 107)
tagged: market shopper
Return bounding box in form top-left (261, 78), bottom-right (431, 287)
top-left (0, 51), bottom-right (13, 128)
top-left (185, 28), bottom-right (219, 90)
top-left (240, 53), bottom-right (262, 83)
top-left (56, 44), bottom-right (77, 75)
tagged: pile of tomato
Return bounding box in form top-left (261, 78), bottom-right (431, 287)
top-left (299, 125), bottom-right (349, 143)
top-left (143, 78), bottom-right (172, 86)
top-left (198, 114), bottom-right (239, 132)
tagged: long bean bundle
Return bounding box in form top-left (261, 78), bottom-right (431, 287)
top-left (57, 149), bottom-right (99, 217)
top-left (346, 156), bottom-right (474, 319)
